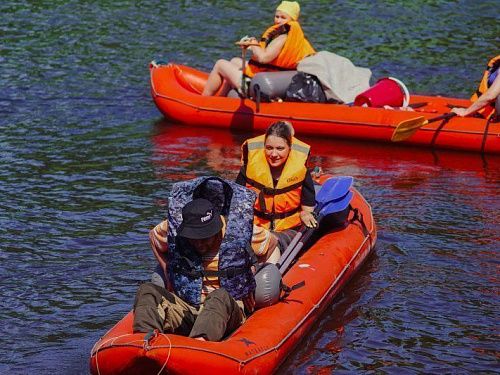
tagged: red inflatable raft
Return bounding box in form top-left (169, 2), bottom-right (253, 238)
top-left (149, 63), bottom-right (500, 154)
top-left (89, 186), bottom-right (376, 374)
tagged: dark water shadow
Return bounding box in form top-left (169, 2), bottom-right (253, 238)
top-left (229, 98), bottom-right (256, 132)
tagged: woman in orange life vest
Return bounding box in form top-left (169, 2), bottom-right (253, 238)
top-left (236, 121), bottom-right (317, 258)
top-left (451, 55), bottom-right (500, 118)
top-left (202, 1), bottom-right (315, 97)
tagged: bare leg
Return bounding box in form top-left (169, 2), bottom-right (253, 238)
top-left (230, 57), bottom-right (242, 67)
top-left (219, 57), bottom-right (245, 96)
top-left (202, 58), bottom-right (243, 96)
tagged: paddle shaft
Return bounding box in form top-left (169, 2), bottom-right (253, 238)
top-left (236, 41), bottom-right (259, 95)
top-left (277, 176), bottom-right (354, 275)
top-left (424, 112), bottom-right (456, 124)
top-left (240, 47), bottom-right (247, 94)
top-left (277, 208), bottom-right (318, 274)
top-left (278, 213), bottom-right (323, 275)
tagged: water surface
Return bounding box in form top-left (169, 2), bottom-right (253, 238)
top-left (1, 1), bottom-right (499, 373)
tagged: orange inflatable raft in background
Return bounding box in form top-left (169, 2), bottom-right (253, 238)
top-left (149, 63), bottom-right (500, 154)
top-left (89, 177), bottom-right (377, 375)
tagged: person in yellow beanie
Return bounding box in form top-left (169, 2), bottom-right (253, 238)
top-left (202, 1), bottom-right (315, 97)
top-left (276, 1), bottom-right (300, 21)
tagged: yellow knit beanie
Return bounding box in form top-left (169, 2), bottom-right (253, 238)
top-left (276, 1), bottom-right (300, 21)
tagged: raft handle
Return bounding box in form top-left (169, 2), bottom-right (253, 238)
top-left (143, 329), bottom-right (159, 350)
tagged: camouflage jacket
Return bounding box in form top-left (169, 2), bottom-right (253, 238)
top-left (167, 177), bottom-right (256, 307)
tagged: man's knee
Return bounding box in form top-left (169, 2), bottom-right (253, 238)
top-left (133, 283), bottom-right (169, 333)
top-left (203, 288), bottom-right (242, 316)
top-left (134, 282), bottom-right (174, 309)
top-left (204, 288), bottom-right (232, 308)
top-left (189, 288), bottom-right (242, 341)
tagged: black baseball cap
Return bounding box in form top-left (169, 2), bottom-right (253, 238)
top-left (178, 199), bottom-right (223, 239)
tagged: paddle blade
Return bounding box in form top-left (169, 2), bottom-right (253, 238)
top-left (319, 191), bottom-right (353, 217)
top-left (391, 117), bottom-right (427, 142)
top-left (316, 176), bottom-right (353, 206)
top-left (278, 175), bottom-right (354, 275)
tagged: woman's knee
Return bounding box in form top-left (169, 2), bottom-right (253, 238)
top-left (214, 59), bottom-right (230, 70)
top-left (215, 59), bottom-right (239, 76)
top-left (230, 57), bottom-right (242, 66)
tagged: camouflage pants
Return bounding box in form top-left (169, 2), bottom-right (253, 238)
top-left (133, 282), bottom-right (245, 341)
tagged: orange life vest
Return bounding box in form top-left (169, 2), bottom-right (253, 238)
top-left (241, 135), bottom-right (310, 231)
top-left (471, 55), bottom-right (500, 118)
top-left (245, 21), bottom-right (315, 78)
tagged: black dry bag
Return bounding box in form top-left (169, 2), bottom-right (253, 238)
top-left (285, 72), bottom-right (326, 103)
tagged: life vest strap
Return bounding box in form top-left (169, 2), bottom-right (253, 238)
top-left (244, 174), bottom-right (304, 195)
top-left (281, 280), bottom-right (305, 300)
top-left (261, 23), bottom-right (290, 47)
top-left (254, 206), bottom-right (300, 221)
top-left (173, 266), bottom-right (249, 279)
top-left (242, 171), bottom-right (304, 214)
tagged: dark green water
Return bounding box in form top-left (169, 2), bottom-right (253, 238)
top-left (1, 1), bottom-right (499, 373)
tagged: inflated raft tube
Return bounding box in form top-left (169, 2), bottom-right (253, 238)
top-left (89, 174), bottom-right (378, 375)
top-left (249, 71), bottom-right (297, 101)
top-left (149, 63), bottom-right (500, 154)
top-left (227, 71), bottom-right (297, 100)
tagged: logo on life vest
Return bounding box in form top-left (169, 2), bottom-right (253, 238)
top-left (201, 210), bottom-right (213, 223)
top-left (287, 176), bottom-right (299, 183)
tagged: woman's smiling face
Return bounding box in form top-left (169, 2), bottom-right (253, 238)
top-left (265, 135), bottom-right (291, 168)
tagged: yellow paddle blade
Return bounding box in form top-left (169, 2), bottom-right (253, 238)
top-left (391, 116), bottom-right (428, 142)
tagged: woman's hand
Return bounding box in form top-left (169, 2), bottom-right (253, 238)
top-left (300, 210), bottom-right (317, 228)
top-left (451, 107), bottom-right (467, 117)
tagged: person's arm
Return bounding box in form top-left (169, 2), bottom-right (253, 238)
top-left (149, 220), bottom-right (173, 290)
top-left (242, 291), bottom-right (256, 314)
top-left (235, 166), bottom-right (246, 186)
top-left (250, 225), bottom-right (279, 262)
top-left (452, 74), bottom-right (500, 117)
top-left (248, 34), bottom-right (287, 64)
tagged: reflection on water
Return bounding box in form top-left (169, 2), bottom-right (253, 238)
top-left (1, 0), bottom-right (499, 373)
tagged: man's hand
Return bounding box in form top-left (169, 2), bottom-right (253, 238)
top-left (242, 292), bottom-right (255, 313)
top-left (162, 265), bottom-right (173, 292)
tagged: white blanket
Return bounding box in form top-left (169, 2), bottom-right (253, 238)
top-left (298, 51), bottom-right (372, 103)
